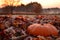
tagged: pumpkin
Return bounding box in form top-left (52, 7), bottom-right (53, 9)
top-left (27, 24), bottom-right (51, 36)
top-left (6, 14), bottom-right (12, 18)
top-left (23, 17), bottom-right (27, 22)
top-left (16, 16), bottom-right (23, 20)
top-left (43, 24), bottom-right (58, 36)
top-left (48, 21), bottom-right (54, 25)
top-left (0, 23), bottom-right (5, 30)
top-left (13, 20), bottom-right (20, 27)
top-left (37, 15), bottom-right (44, 19)
top-left (27, 23), bottom-right (58, 36)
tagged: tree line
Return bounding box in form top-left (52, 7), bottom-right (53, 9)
top-left (1, 2), bottom-right (42, 14)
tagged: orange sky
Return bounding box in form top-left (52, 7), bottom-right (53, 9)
top-left (0, 0), bottom-right (60, 8)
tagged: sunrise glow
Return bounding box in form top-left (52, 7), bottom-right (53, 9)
top-left (21, 0), bottom-right (60, 8)
top-left (0, 0), bottom-right (60, 8)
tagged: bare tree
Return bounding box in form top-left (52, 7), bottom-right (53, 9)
top-left (3, 0), bottom-right (20, 14)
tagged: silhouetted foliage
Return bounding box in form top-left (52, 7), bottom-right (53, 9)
top-left (15, 2), bottom-right (42, 13)
top-left (15, 4), bottom-right (26, 12)
top-left (1, 2), bottom-right (42, 14)
top-left (26, 2), bottom-right (42, 14)
top-left (2, 6), bottom-right (14, 14)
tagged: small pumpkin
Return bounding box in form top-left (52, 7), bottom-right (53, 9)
top-left (13, 20), bottom-right (20, 27)
top-left (15, 16), bottom-right (23, 20)
top-left (37, 15), bottom-right (44, 19)
top-left (0, 23), bottom-right (5, 30)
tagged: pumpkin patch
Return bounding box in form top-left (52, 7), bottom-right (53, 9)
top-left (0, 15), bottom-right (60, 40)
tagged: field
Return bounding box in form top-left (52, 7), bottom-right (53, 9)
top-left (0, 12), bottom-right (60, 40)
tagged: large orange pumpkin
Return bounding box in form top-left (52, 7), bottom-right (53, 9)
top-left (27, 23), bottom-right (58, 36)
top-left (27, 24), bottom-right (51, 36)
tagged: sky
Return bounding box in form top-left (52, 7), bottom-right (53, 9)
top-left (0, 0), bottom-right (60, 8)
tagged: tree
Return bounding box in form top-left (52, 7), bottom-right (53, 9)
top-left (26, 2), bottom-right (42, 14)
top-left (2, 6), bottom-right (14, 14)
top-left (32, 2), bottom-right (42, 14)
top-left (3, 0), bottom-right (20, 14)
